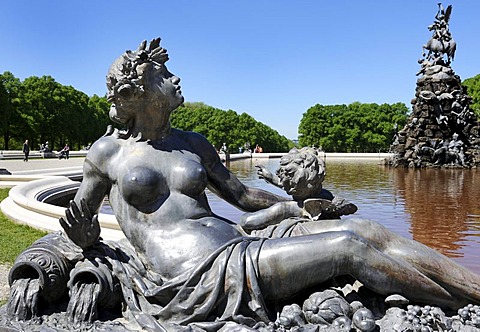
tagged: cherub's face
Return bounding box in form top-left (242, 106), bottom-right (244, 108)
top-left (278, 164), bottom-right (313, 198)
top-left (277, 153), bottom-right (325, 200)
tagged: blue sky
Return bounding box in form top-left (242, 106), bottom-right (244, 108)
top-left (1, 1), bottom-right (479, 139)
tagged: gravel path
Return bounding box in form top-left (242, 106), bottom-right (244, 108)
top-left (0, 264), bottom-right (10, 302)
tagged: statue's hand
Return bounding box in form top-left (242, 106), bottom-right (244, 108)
top-left (256, 164), bottom-right (273, 182)
top-left (303, 197), bottom-right (358, 220)
top-left (59, 199), bottom-right (100, 249)
top-left (303, 198), bottom-right (336, 220)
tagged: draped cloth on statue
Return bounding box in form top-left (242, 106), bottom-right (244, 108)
top-left (107, 237), bottom-right (271, 330)
top-left (14, 222), bottom-right (310, 330)
top-left (250, 217), bottom-right (310, 238)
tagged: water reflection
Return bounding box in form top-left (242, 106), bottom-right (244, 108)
top-left (208, 158), bottom-right (480, 274)
top-left (392, 168), bottom-right (480, 270)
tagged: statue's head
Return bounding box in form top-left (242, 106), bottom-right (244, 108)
top-left (106, 38), bottom-right (184, 125)
top-left (276, 147), bottom-right (326, 200)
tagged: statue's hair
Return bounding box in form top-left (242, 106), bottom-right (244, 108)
top-left (276, 147), bottom-right (326, 189)
top-left (106, 38), bottom-right (168, 99)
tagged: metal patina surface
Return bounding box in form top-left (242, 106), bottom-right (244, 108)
top-left (3, 18), bottom-right (480, 331)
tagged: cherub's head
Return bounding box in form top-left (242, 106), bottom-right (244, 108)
top-left (276, 147), bottom-right (326, 200)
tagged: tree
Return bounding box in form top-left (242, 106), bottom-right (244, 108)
top-left (462, 74), bottom-right (480, 116)
top-left (0, 72), bottom-right (22, 149)
top-left (0, 77), bottom-right (10, 148)
top-left (298, 102), bottom-right (408, 152)
top-left (86, 94), bottom-right (111, 145)
top-left (171, 102), bottom-right (293, 152)
top-left (1, 73), bottom-right (111, 151)
top-left (17, 75), bottom-right (63, 149)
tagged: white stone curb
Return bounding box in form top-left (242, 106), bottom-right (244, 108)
top-left (1, 176), bottom-right (124, 241)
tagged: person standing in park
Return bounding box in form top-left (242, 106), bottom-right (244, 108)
top-left (63, 143), bottom-right (70, 159)
top-left (58, 143), bottom-right (70, 159)
top-left (22, 139), bottom-right (30, 162)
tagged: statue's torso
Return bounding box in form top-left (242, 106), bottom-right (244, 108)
top-left (94, 134), bottom-right (243, 280)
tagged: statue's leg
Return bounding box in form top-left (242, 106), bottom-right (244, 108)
top-left (257, 230), bottom-right (460, 308)
top-left (293, 218), bottom-right (480, 305)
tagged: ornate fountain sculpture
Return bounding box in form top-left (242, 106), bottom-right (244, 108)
top-left (3, 24), bottom-right (480, 332)
top-left (388, 3), bottom-right (480, 168)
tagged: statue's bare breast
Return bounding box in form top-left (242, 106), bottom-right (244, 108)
top-left (106, 140), bottom-right (243, 279)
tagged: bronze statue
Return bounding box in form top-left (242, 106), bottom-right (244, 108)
top-left (423, 3), bottom-right (456, 63)
top-left (240, 147), bottom-right (357, 233)
top-left (5, 38), bottom-right (480, 331)
top-left (388, 4), bottom-right (480, 169)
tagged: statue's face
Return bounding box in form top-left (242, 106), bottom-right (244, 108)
top-left (152, 63), bottom-right (184, 111)
top-left (106, 56), bottom-right (184, 125)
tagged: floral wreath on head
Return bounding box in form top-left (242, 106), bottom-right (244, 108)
top-left (107, 38), bottom-right (169, 100)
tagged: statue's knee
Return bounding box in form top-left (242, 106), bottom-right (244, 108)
top-left (333, 230), bottom-right (363, 246)
top-left (331, 230), bottom-right (370, 257)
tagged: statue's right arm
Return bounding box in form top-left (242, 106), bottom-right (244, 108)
top-left (59, 138), bottom-right (113, 249)
top-left (73, 157), bottom-right (111, 214)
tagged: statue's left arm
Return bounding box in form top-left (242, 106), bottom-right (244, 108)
top-left (240, 201), bottom-right (302, 230)
top-left (208, 160), bottom-right (289, 212)
top-left (195, 134), bottom-right (289, 212)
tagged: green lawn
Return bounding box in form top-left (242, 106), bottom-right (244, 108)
top-left (0, 188), bottom-right (48, 264)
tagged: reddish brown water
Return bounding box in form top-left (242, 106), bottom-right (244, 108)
top-left (207, 158), bottom-right (480, 275)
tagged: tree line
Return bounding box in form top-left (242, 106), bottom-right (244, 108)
top-left (2, 70), bottom-right (479, 153)
top-left (298, 102), bottom-right (409, 152)
top-left (297, 76), bottom-right (480, 152)
top-left (171, 102), bottom-right (294, 152)
top-left (0, 72), bottom-right (293, 152)
top-left (0, 72), bottom-right (110, 151)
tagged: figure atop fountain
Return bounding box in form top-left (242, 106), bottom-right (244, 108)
top-left (422, 3), bottom-right (456, 64)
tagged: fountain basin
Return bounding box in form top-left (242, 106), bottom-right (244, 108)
top-left (0, 175), bottom-right (124, 241)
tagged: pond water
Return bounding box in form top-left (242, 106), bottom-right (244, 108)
top-left (206, 157), bottom-right (480, 275)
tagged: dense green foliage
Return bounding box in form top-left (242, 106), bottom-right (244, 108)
top-left (171, 102), bottom-right (294, 152)
top-left (1, 72), bottom-right (292, 152)
top-left (0, 188), bottom-right (47, 264)
top-left (0, 72), bottom-right (111, 151)
top-left (462, 74), bottom-right (480, 116)
top-left (7, 68), bottom-right (478, 154)
top-left (298, 102), bottom-right (409, 152)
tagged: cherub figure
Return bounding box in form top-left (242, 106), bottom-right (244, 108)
top-left (240, 147), bottom-right (357, 232)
